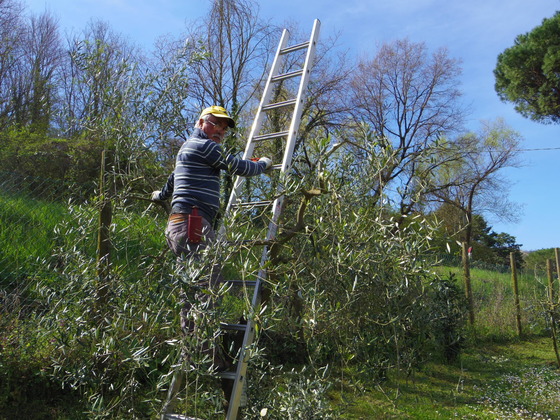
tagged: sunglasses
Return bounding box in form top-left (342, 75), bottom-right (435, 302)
top-left (205, 119), bottom-right (229, 131)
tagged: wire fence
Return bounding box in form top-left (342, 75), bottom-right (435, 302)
top-left (1, 168), bottom-right (555, 339)
top-left (0, 172), bottom-right (74, 305)
top-left (0, 170), bottom-right (169, 314)
top-left (0, 169), bottom-right (552, 306)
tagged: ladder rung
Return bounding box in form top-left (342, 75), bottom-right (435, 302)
top-left (280, 41), bottom-right (310, 54)
top-left (231, 200), bottom-right (273, 208)
top-left (220, 322), bottom-right (247, 332)
top-left (217, 371), bottom-right (236, 381)
top-left (271, 69), bottom-right (304, 82)
top-left (226, 280), bottom-right (258, 287)
top-left (262, 99), bottom-right (297, 111)
top-left (252, 131), bottom-right (289, 142)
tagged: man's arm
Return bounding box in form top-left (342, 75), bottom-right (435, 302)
top-left (152, 172), bottom-right (174, 201)
top-left (206, 141), bottom-right (272, 176)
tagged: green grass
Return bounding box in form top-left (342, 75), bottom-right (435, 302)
top-left (436, 265), bottom-right (549, 338)
top-left (332, 265), bottom-right (557, 419)
top-left (0, 191), bottom-right (68, 285)
top-left (0, 188), bottom-right (168, 284)
top-left (336, 335), bottom-right (560, 419)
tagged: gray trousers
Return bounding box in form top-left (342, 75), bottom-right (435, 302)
top-left (165, 213), bottom-right (225, 368)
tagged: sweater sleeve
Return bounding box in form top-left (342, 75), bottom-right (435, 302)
top-left (205, 141), bottom-right (267, 176)
top-left (159, 172), bottom-right (174, 200)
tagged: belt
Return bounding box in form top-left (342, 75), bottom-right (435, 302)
top-left (168, 213), bottom-right (188, 223)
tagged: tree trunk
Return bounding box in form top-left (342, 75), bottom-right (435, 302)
top-left (462, 242), bottom-right (474, 325)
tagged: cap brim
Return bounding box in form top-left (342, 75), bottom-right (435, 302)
top-left (212, 114), bottom-right (235, 128)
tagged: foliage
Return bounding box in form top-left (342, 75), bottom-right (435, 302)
top-left (466, 215), bottom-right (524, 268)
top-left (495, 11), bottom-right (560, 124)
top-left (32, 202), bottom-right (173, 418)
top-left (524, 248), bottom-right (557, 271)
top-left (260, 136), bottom-right (462, 384)
top-left (0, 316), bottom-right (85, 419)
top-left (427, 273), bottom-right (468, 363)
top-left (243, 365), bottom-right (335, 420)
top-left (429, 211), bottom-right (524, 268)
top-left (0, 172), bottom-right (556, 417)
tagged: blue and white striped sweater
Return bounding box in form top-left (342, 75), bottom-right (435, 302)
top-left (159, 128), bottom-right (266, 222)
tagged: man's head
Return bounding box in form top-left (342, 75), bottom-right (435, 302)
top-left (197, 106), bottom-right (235, 143)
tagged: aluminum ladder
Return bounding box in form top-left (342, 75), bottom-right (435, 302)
top-left (218, 18), bottom-right (321, 420)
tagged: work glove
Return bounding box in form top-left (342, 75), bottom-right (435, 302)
top-left (259, 157), bottom-right (273, 172)
top-left (151, 190), bottom-right (162, 201)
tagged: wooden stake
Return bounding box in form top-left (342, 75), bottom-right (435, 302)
top-left (462, 242), bottom-right (474, 325)
top-left (555, 248), bottom-right (560, 303)
top-left (548, 259), bottom-right (555, 303)
top-left (510, 252), bottom-right (522, 337)
top-left (547, 258), bottom-right (560, 368)
top-left (96, 150), bottom-right (112, 312)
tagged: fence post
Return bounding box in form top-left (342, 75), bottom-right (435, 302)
top-left (548, 259), bottom-right (555, 303)
top-left (556, 248), bottom-right (560, 303)
top-left (510, 252), bottom-right (522, 337)
top-left (96, 150), bottom-right (112, 313)
top-left (462, 242), bottom-right (474, 325)
top-left (547, 258), bottom-right (560, 367)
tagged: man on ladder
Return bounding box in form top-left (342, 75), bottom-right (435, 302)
top-left (151, 105), bottom-right (272, 416)
top-left (153, 17), bottom-right (320, 419)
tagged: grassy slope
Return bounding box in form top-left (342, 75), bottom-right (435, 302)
top-left (336, 335), bottom-right (559, 419)
top-left (337, 264), bottom-right (559, 419)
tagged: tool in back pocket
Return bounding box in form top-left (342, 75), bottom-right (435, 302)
top-left (188, 206), bottom-right (203, 243)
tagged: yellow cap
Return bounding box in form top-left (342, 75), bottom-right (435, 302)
top-left (199, 105), bottom-right (235, 128)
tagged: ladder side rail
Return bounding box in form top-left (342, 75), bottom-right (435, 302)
top-left (224, 30), bottom-right (292, 419)
top-left (225, 305), bottom-right (258, 419)
top-left (265, 19), bottom-right (321, 239)
top-left (231, 21), bottom-right (322, 417)
top-left (220, 29), bottom-right (291, 236)
top-left (225, 22), bottom-right (321, 420)
top-left (280, 19), bottom-right (321, 174)
top-left (242, 28), bottom-right (291, 160)
top-left (227, 264), bottom-right (266, 418)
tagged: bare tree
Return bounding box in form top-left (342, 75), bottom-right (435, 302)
top-left (347, 38), bottom-right (465, 215)
top-left (0, 0), bottom-right (25, 129)
top-left (1, 10), bottom-right (63, 132)
top-left (290, 30), bottom-right (355, 169)
top-left (58, 20), bottom-right (138, 138)
top-left (24, 11), bottom-right (63, 133)
top-left (427, 118), bottom-right (523, 248)
top-left (183, 0), bottom-right (277, 123)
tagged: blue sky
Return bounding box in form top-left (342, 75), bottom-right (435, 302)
top-left (25, 0), bottom-right (560, 251)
